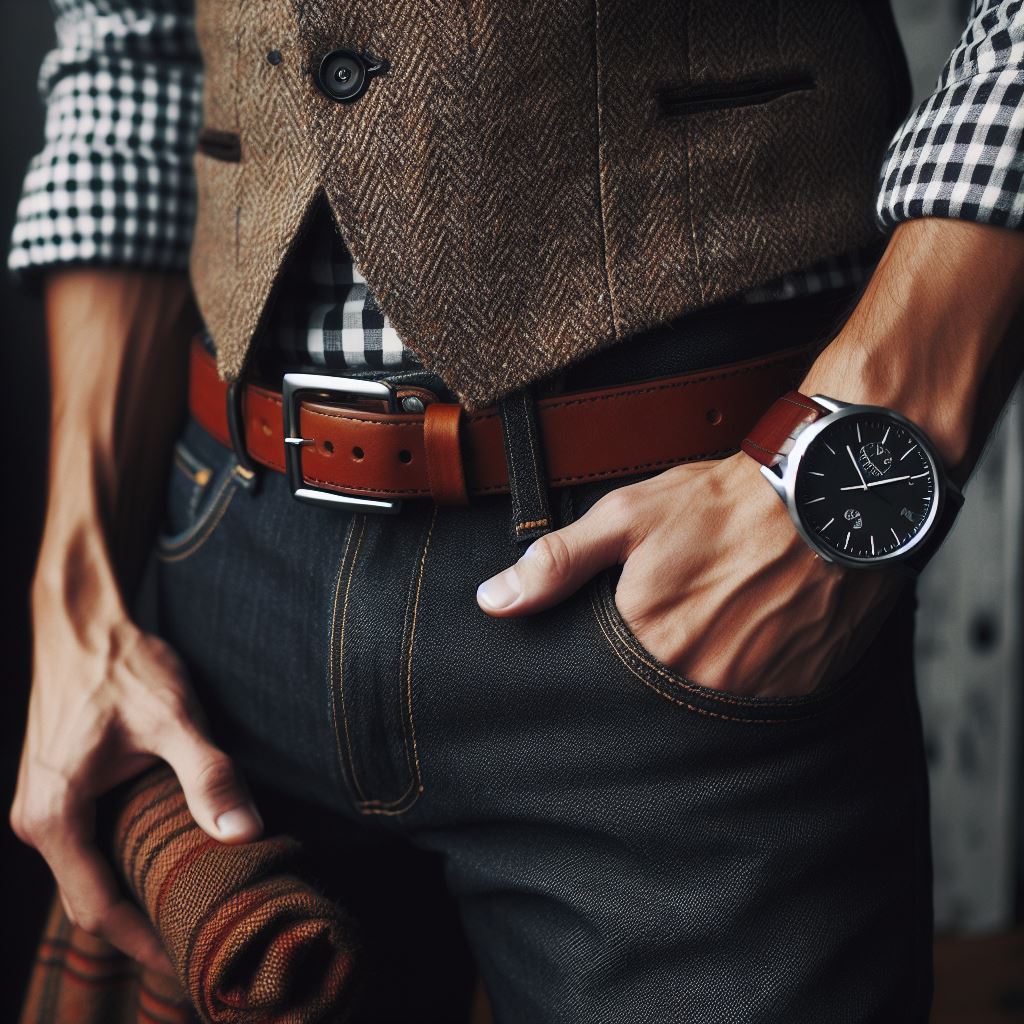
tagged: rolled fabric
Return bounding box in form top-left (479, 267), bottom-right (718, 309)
top-left (20, 767), bottom-right (360, 1024)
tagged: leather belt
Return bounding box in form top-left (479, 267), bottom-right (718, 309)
top-left (189, 338), bottom-right (812, 510)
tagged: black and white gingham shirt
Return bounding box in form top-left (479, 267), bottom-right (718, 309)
top-left (10, 0), bottom-right (1024, 372)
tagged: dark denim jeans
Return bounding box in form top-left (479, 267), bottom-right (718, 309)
top-left (155, 294), bottom-right (933, 1023)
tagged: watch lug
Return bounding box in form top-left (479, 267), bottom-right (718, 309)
top-left (759, 461), bottom-right (788, 504)
top-left (809, 394), bottom-right (847, 414)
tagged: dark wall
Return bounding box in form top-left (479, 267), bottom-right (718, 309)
top-left (0, 0), bottom-right (56, 1014)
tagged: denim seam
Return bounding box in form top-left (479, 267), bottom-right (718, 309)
top-left (172, 446), bottom-right (207, 483)
top-left (355, 506), bottom-right (435, 816)
top-left (590, 579), bottom-right (844, 723)
top-left (155, 471), bottom-right (238, 563)
top-left (518, 396), bottom-right (550, 534)
top-left (331, 515), bottom-right (373, 805)
top-left (516, 517), bottom-right (550, 532)
top-left (502, 401), bottom-right (525, 524)
top-left (170, 449), bottom-right (207, 518)
top-left (326, 514), bottom-right (358, 802)
top-left (596, 572), bottom-right (839, 709)
top-left (592, 592), bottom-right (796, 724)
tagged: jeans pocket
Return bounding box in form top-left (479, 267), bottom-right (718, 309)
top-left (589, 569), bottom-right (860, 724)
top-left (156, 419), bottom-right (240, 562)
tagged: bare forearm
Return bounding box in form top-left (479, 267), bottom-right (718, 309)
top-left (35, 269), bottom-right (196, 610)
top-left (803, 218), bottom-right (1024, 478)
top-left (15, 273), bottom-right (259, 974)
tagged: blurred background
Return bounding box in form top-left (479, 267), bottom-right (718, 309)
top-left (0, 0), bottom-right (1020, 1020)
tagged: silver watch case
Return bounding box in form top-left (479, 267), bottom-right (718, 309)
top-left (759, 395), bottom-right (946, 569)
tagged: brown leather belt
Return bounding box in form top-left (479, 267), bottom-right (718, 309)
top-left (189, 338), bottom-right (812, 510)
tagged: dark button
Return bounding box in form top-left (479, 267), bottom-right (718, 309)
top-left (266, 49), bottom-right (282, 66)
top-left (316, 48), bottom-right (386, 103)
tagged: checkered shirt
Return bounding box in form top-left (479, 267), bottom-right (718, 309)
top-left (9, 0), bottom-right (1024, 372)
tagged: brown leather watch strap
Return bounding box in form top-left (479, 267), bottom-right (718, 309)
top-left (190, 340), bottom-right (814, 503)
top-left (741, 390), bottom-right (829, 468)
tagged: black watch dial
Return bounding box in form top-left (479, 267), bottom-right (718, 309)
top-left (794, 412), bottom-right (939, 564)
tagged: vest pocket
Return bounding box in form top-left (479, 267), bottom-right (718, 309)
top-left (656, 74), bottom-right (816, 118)
top-left (197, 127), bottom-right (242, 163)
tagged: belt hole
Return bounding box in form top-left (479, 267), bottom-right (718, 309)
top-left (352, 446), bottom-right (364, 460)
top-left (706, 408), bottom-right (723, 426)
top-left (398, 449), bottom-right (412, 464)
top-left (322, 440), bottom-right (334, 455)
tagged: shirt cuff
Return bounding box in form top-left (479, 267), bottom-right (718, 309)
top-left (8, 59), bottom-right (202, 284)
top-left (877, 64), bottom-right (1024, 232)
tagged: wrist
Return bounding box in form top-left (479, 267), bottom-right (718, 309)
top-left (33, 519), bottom-right (127, 629)
top-left (801, 333), bottom-right (978, 469)
top-left (800, 218), bottom-right (1024, 472)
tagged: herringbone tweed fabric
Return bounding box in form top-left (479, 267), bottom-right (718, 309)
top-left (19, 768), bottom-right (359, 1024)
top-left (190, 0), bottom-right (908, 409)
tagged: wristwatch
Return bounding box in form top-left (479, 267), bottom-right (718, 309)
top-left (742, 391), bottom-right (963, 572)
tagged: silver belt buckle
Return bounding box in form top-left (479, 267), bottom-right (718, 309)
top-left (281, 372), bottom-right (402, 513)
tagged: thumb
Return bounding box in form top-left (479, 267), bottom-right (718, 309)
top-left (477, 495), bottom-right (630, 616)
top-left (158, 726), bottom-right (263, 844)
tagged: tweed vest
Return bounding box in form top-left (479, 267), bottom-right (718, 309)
top-left (189, 0), bottom-right (908, 408)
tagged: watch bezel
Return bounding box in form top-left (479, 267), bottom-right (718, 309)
top-left (763, 397), bottom-right (946, 569)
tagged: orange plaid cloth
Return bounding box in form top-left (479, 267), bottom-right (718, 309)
top-left (19, 767), bottom-right (359, 1024)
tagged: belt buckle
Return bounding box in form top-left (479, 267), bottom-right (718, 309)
top-left (281, 372), bottom-right (402, 513)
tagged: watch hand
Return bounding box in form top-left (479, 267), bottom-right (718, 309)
top-left (839, 475), bottom-right (911, 491)
top-left (846, 445), bottom-right (867, 490)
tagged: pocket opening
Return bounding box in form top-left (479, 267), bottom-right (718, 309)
top-left (157, 436), bottom-right (239, 560)
top-left (656, 74), bottom-right (816, 118)
top-left (197, 127), bottom-right (242, 163)
top-left (591, 570), bottom-right (854, 723)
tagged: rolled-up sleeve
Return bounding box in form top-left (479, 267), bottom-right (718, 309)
top-left (8, 0), bottom-right (203, 281)
top-left (877, 0), bottom-right (1024, 231)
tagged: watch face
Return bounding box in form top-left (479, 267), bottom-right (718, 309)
top-left (793, 411), bottom-right (940, 565)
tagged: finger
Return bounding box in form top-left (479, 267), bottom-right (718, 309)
top-left (477, 491), bottom-right (634, 615)
top-left (157, 726), bottom-right (263, 843)
top-left (44, 836), bottom-right (174, 976)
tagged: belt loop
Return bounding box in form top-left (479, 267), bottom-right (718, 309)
top-left (423, 402), bottom-right (469, 505)
top-left (498, 387), bottom-right (554, 549)
top-left (226, 377), bottom-right (260, 493)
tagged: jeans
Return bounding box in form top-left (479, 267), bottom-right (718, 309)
top-left (154, 292), bottom-right (933, 1023)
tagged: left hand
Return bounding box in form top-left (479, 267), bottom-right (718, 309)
top-left (476, 451), bottom-right (897, 698)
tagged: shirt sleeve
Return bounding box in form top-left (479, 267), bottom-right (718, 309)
top-left (8, 0), bottom-right (203, 281)
top-left (877, 0), bottom-right (1024, 231)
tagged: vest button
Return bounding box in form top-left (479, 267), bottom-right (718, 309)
top-left (317, 49), bottom-right (385, 103)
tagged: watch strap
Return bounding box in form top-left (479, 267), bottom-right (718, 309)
top-left (741, 390), bottom-right (829, 469)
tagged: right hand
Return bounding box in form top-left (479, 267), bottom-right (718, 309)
top-left (10, 587), bottom-right (263, 975)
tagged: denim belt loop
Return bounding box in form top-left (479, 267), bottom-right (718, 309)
top-left (497, 387), bottom-right (555, 550)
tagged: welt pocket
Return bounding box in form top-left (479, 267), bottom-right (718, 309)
top-left (657, 74), bottom-right (815, 118)
top-left (197, 127), bottom-right (242, 162)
